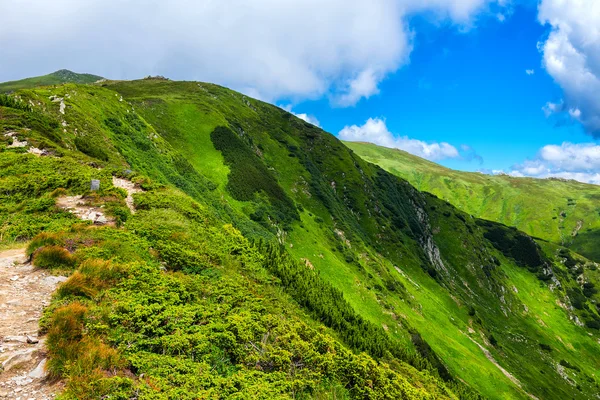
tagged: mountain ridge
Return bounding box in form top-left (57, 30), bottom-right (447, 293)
top-left (0, 78), bottom-right (599, 399)
top-left (345, 141), bottom-right (600, 262)
top-left (0, 69), bottom-right (104, 92)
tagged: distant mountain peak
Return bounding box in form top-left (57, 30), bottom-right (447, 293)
top-left (0, 69), bottom-right (104, 92)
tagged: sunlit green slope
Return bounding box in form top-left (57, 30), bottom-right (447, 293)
top-left (0, 69), bottom-right (103, 92)
top-left (1, 78), bottom-right (599, 399)
top-left (345, 141), bottom-right (600, 262)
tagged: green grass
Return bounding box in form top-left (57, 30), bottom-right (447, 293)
top-left (1, 79), bottom-right (599, 399)
top-left (345, 141), bottom-right (600, 261)
top-left (0, 69), bottom-right (103, 92)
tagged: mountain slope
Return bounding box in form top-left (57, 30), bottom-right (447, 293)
top-left (0, 69), bottom-right (104, 92)
top-left (345, 141), bottom-right (600, 262)
top-left (1, 79), bottom-right (599, 399)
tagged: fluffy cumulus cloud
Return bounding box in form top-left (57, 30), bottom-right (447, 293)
top-left (499, 142), bottom-right (600, 185)
top-left (0, 0), bottom-right (505, 106)
top-left (280, 105), bottom-right (320, 127)
top-left (538, 0), bottom-right (600, 136)
top-left (337, 117), bottom-right (482, 161)
top-left (525, 69), bottom-right (535, 75)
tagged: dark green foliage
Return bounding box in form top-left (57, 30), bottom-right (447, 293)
top-left (30, 191), bottom-right (460, 399)
top-left (99, 113), bottom-right (227, 221)
top-left (0, 94), bottom-right (62, 143)
top-left (585, 316), bottom-right (600, 330)
top-left (75, 135), bottom-right (110, 161)
top-left (567, 288), bottom-right (587, 310)
top-left (0, 94), bottom-right (32, 111)
top-left (583, 282), bottom-right (597, 298)
top-left (211, 126), bottom-right (298, 226)
top-left (256, 241), bottom-right (399, 360)
top-left (559, 359), bottom-right (581, 372)
top-left (539, 343), bottom-right (552, 352)
top-left (479, 221), bottom-right (548, 271)
top-left (411, 333), bottom-right (452, 381)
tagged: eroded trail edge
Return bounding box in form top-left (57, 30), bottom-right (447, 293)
top-left (0, 248), bottom-right (65, 399)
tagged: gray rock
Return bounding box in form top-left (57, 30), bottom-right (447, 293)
top-left (90, 179), bottom-right (100, 191)
top-left (28, 358), bottom-right (46, 379)
top-left (3, 336), bottom-right (28, 344)
top-left (25, 336), bottom-right (38, 344)
top-left (41, 276), bottom-right (67, 286)
top-left (1, 348), bottom-right (37, 372)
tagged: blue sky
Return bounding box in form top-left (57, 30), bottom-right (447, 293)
top-left (2, 0), bottom-right (600, 183)
top-left (289, 2), bottom-right (594, 175)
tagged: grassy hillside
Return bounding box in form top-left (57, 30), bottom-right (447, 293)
top-left (0, 69), bottom-right (103, 92)
top-left (1, 79), bottom-right (599, 399)
top-left (345, 142), bottom-right (600, 261)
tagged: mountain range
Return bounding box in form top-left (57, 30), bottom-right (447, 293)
top-left (0, 71), bottom-right (598, 399)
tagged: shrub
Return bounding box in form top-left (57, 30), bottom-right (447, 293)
top-left (559, 359), bottom-right (581, 372)
top-left (32, 245), bottom-right (75, 269)
top-left (585, 319), bottom-right (600, 330)
top-left (79, 259), bottom-right (127, 282)
top-left (27, 232), bottom-right (62, 257)
top-left (0, 94), bottom-right (32, 111)
top-left (567, 288), bottom-right (586, 310)
top-left (211, 126), bottom-right (298, 225)
top-left (58, 259), bottom-right (128, 300)
top-left (46, 302), bottom-right (89, 377)
top-left (539, 343), bottom-right (552, 352)
top-left (583, 282), bottom-right (597, 298)
top-left (46, 301), bottom-right (127, 399)
top-left (57, 272), bottom-right (98, 299)
top-left (50, 188), bottom-right (68, 198)
top-left (74, 135), bottom-right (109, 161)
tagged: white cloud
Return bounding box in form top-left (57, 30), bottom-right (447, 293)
top-left (538, 0), bottom-right (600, 136)
top-left (0, 0), bottom-right (507, 106)
top-left (525, 69), bottom-right (535, 75)
top-left (293, 113), bottom-right (321, 127)
top-left (499, 142), bottom-right (600, 185)
top-left (542, 101), bottom-right (564, 117)
top-left (334, 68), bottom-right (382, 107)
top-left (539, 142), bottom-right (600, 170)
top-left (497, 13), bottom-right (506, 22)
top-left (280, 104), bottom-right (320, 127)
top-left (338, 117), bottom-right (461, 161)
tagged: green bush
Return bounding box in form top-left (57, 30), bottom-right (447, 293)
top-left (74, 135), bottom-right (109, 161)
top-left (32, 245), bottom-right (75, 269)
top-left (211, 126), bottom-right (298, 225)
top-left (27, 232), bottom-right (62, 257)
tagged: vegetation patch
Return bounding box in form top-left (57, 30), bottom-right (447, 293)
top-left (211, 125), bottom-right (298, 226)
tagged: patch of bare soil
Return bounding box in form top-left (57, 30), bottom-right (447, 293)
top-left (56, 195), bottom-right (113, 225)
top-left (0, 248), bottom-right (66, 399)
top-left (112, 177), bottom-right (141, 214)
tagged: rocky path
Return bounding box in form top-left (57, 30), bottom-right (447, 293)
top-left (112, 177), bottom-right (141, 214)
top-left (0, 248), bottom-right (66, 399)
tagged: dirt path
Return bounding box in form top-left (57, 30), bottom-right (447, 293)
top-left (0, 248), bottom-right (66, 399)
top-left (55, 196), bottom-right (111, 225)
top-left (112, 177), bottom-right (141, 214)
